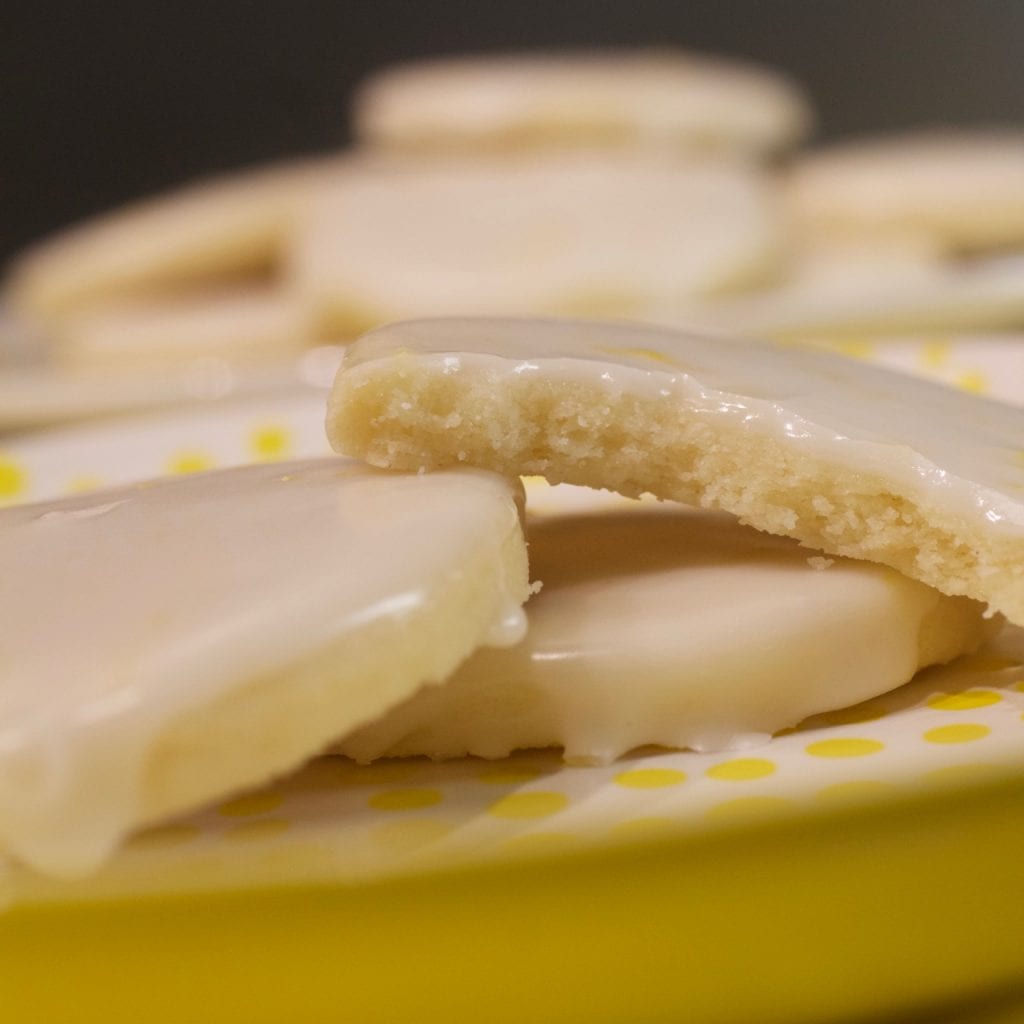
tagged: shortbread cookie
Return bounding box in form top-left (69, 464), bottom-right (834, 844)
top-left (0, 459), bottom-right (529, 875)
top-left (353, 50), bottom-right (812, 157)
top-left (291, 154), bottom-right (784, 335)
top-left (784, 232), bottom-right (947, 293)
top-left (0, 356), bottom-right (326, 430)
top-left (4, 155), bottom-right (347, 322)
top-left (340, 496), bottom-right (990, 764)
top-left (789, 132), bottom-right (1024, 253)
top-left (689, 253), bottom-right (1024, 339)
top-left (328, 316), bottom-right (1024, 625)
top-left (55, 286), bottom-right (313, 371)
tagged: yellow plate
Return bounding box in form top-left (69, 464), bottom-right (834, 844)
top-left (3, 350), bottom-right (1024, 1023)
top-left (5, 769), bottom-right (1024, 1024)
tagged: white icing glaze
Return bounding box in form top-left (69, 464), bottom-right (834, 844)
top-left (0, 458), bottom-right (526, 875)
top-left (295, 154), bottom-right (783, 326)
top-left (340, 498), bottom-right (981, 764)
top-left (341, 316), bottom-right (1024, 529)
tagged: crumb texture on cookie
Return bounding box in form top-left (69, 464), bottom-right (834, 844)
top-left (329, 316), bottom-right (1024, 625)
top-left (0, 458), bottom-right (529, 876)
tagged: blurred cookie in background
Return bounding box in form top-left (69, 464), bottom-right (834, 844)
top-left (353, 49), bottom-right (813, 159)
top-left (788, 131), bottom-right (1024, 254)
top-left (782, 232), bottom-right (948, 293)
top-left (680, 251), bottom-right (1024, 340)
top-left (2, 154), bottom-right (351, 327)
top-left (289, 152), bottom-right (788, 336)
top-left (53, 287), bottom-right (314, 373)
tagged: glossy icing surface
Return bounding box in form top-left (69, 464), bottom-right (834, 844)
top-left (342, 498), bottom-right (985, 763)
top-left (0, 458), bottom-right (526, 875)
top-left (341, 316), bottom-right (1024, 529)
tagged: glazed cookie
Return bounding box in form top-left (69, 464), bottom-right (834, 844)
top-left (788, 132), bottom-right (1024, 253)
top-left (353, 50), bottom-right (812, 158)
top-left (340, 494), bottom-right (990, 765)
top-left (3, 155), bottom-right (348, 322)
top-left (0, 357), bottom-right (320, 430)
top-left (329, 316), bottom-right (1024, 625)
top-left (291, 153), bottom-right (784, 335)
top-left (0, 459), bottom-right (529, 875)
top-left (54, 286), bottom-right (313, 371)
top-left (689, 253), bottom-right (1024, 339)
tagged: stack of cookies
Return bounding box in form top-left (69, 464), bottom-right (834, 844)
top-left (5, 48), bottom-right (1024, 423)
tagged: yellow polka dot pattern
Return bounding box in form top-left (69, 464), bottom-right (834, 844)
top-left (488, 791), bottom-right (569, 820)
top-left (65, 474), bottom-right (104, 494)
top-left (167, 450), bottom-right (215, 475)
top-left (805, 738), bottom-right (885, 758)
top-left (927, 690), bottom-right (1001, 711)
top-left (919, 338), bottom-right (950, 369)
top-left (830, 338), bottom-right (875, 360)
top-left (81, 623), bottom-right (1024, 891)
top-left (104, 621), bottom-right (1024, 890)
top-left (706, 758), bottom-right (775, 781)
top-left (924, 723), bottom-right (991, 745)
top-left (3, 375), bottom-right (1024, 901)
top-left (0, 456), bottom-right (27, 501)
top-left (369, 788), bottom-right (444, 812)
top-left (955, 371), bottom-right (989, 395)
top-left (250, 424), bottom-right (293, 461)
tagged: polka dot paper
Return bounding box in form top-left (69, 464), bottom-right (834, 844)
top-left (5, 337), bottom-right (1024, 907)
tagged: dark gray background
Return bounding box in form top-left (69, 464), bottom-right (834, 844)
top-left (3, 0), bottom-right (1023, 266)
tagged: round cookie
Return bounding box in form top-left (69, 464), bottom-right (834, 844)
top-left (0, 355), bottom-right (327, 430)
top-left (688, 252), bottom-right (1024, 339)
top-left (54, 286), bottom-right (314, 371)
top-left (340, 494), bottom-right (990, 765)
top-left (788, 132), bottom-right (1024, 253)
top-left (353, 49), bottom-right (812, 158)
top-left (0, 459), bottom-right (529, 876)
top-left (3, 154), bottom-right (349, 323)
top-left (783, 232), bottom-right (947, 293)
top-left (291, 153), bottom-right (785, 335)
top-left (328, 315), bottom-right (1024, 627)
